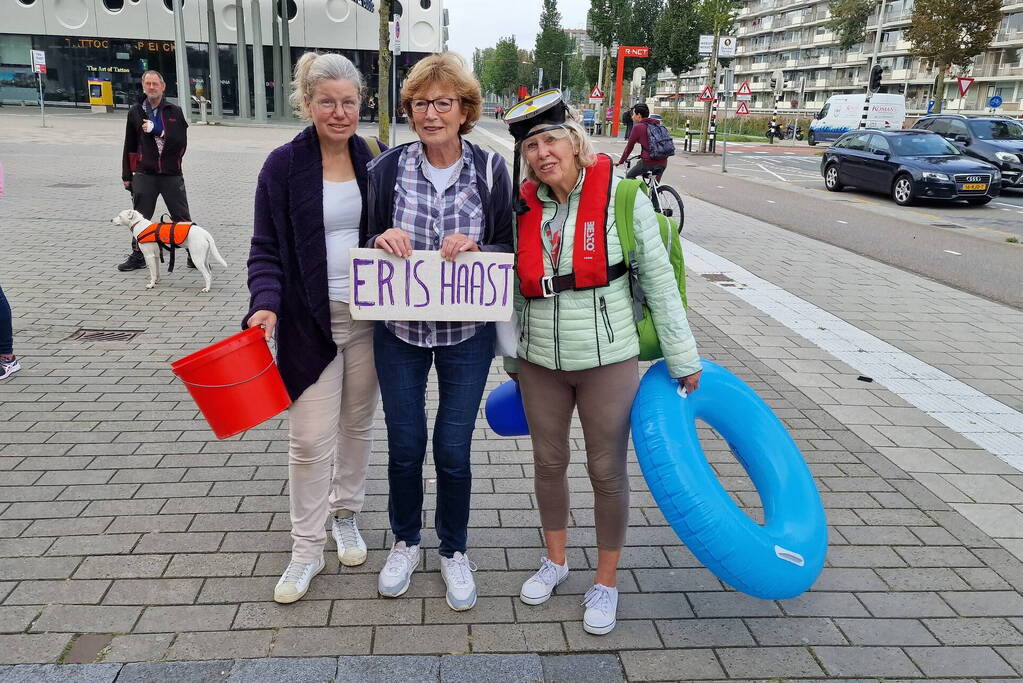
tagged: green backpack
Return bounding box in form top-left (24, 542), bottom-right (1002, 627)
top-left (613, 179), bottom-right (688, 362)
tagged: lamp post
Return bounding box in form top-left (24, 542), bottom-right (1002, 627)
top-left (558, 51), bottom-right (574, 93)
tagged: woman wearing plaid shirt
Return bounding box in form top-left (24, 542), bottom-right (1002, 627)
top-left (365, 54), bottom-right (514, 611)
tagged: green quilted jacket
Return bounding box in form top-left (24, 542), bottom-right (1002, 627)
top-left (504, 169), bottom-right (701, 379)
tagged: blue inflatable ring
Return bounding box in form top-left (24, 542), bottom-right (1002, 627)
top-left (631, 359), bottom-right (827, 599)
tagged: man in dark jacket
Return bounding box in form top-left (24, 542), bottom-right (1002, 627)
top-left (118, 70), bottom-right (192, 271)
top-left (616, 103), bottom-right (668, 180)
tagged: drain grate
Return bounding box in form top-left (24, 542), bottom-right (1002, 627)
top-left (49, 182), bottom-right (93, 189)
top-left (66, 329), bottom-right (144, 342)
top-left (702, 273), bottom-right (735, 282)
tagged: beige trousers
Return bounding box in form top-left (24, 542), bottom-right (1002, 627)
top-left (287, 300), bottom-right (379, 563)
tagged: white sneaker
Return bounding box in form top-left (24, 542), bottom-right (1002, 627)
top-left (582, 583), bottom-right (618, 635)
top-left (519, 557), bottom-right (569, 605)
top-left (0, 357), bottom-right (20, 381)
top-left (331, 513), bottom-right (367, 566)
top-left (440, 552), bottom-right (478, 611)
top-left (378, 541), bottom-right (421, 597)
top-left (273, 556), bottom-right (325, 604)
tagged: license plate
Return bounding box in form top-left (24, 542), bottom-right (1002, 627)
top-left (961, 183), bottom-right (987, 191)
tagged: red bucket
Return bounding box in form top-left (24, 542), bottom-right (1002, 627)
top-left (171, 327), bottom-right (291, 439)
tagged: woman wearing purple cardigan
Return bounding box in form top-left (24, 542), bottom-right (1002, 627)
top-left (245, 53), bottom-right (385, 604)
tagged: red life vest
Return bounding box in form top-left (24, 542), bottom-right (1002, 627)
top-left (137, 221), bottom-right (192, 246)
top-left (517, 154), bottom-right (624, 299)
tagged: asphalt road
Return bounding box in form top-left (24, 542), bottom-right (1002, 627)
top-left (474, 119), bottom-right (1023, 309)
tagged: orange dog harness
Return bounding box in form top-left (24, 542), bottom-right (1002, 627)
top-left (137, 221), bottom-right (192, 246)
top-left (136, 221), bottom-right (192, 272)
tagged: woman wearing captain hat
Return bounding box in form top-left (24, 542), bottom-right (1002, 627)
top-left (502, 91), bottom-right (702, 635)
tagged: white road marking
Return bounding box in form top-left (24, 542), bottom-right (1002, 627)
top-left (684, 242), bottom-right (1023, 470)
top-left (767, 200), bottom-right (776, 203)
top-left (836, 220), bottom-right (848, 224)
top-left (757, 163), bottom-right (789, 182)
top-left (944, 250), bottom-right (962, 255)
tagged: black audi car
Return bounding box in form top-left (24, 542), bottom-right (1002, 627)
top-left (912, 114), bottom-right (1023, 190)
top-left (821, 129), bottom-right (1002, 206)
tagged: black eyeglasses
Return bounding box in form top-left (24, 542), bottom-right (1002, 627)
top-left (410, 97), bottom-right (457, 114)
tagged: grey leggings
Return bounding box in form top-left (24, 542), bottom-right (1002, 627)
top-left (518, 357), bottom-right (640, 550)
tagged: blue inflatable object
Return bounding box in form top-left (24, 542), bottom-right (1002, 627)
top-left (485, 379), bottom-right (530, 436)
top-left (631, 359), bottom-right (827, 599)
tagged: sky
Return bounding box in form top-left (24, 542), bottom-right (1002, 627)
top-left (442, 0), bottom-right (592, 64)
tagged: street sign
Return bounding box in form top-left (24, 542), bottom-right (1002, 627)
top-left (735, 79), bottom-right (752, 100)
top-left (736, 101), bottom-right (750, 116)
top-left (927, 99), bottom-right (935, 114)
top-left (589, 85), bottom-right (603, 99)
top-left (389, 20), bottom-right (401, 55)
top-left (31, 50), bottom-right (46, 74)
top-left (698, 35), bottom-right (714, 57)
top-left (721, 68), bottom-right (734, 94)
top-left (621, 45), bottom-right (649, 58)
top-left (988, 95), bottom-right (1003, 108)
top-left (697, 85), bottom-right (714, 102)
top-left (718, 36), bottom-right (737, 58)
top-left (957, 77), bottom-right (974, 97)
top-left (588, 97), bottom-right (603, 105)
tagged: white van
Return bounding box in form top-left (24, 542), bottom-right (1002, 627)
top-left (808, 93), bottom-right (906, 145)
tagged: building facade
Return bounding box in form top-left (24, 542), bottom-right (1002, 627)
top-left (1, 0), bottom-right (447, 114)
top-left (655, 0), bottom-right (1023, 115)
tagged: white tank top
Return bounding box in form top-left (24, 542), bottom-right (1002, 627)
top-left (323, 179), bottom-right (362, 302)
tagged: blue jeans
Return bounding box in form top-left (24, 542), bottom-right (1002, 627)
top-left (0, 285), bottom-right (12, 356)
top-left (374, 323), bottom-right (495, 557)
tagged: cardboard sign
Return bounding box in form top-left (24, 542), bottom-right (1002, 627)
top-left (348, 249), bottom-right (515, 322)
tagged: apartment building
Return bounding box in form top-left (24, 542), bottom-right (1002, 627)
top-left (655, 0), bottom-right (1023, 115)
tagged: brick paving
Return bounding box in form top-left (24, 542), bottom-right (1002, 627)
top-left (1, 109), bottom-right (1022, 680)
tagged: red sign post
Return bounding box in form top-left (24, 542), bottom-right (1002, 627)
top-left (612, 45), bottom-right (649, 138)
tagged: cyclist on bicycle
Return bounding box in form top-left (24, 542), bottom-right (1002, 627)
top-left (616, 104), bottom-right (669, 180)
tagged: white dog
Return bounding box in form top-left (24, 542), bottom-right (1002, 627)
top-left (111, 209), bottom-right (228, 293)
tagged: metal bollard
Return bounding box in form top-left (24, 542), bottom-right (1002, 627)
top-left (192, 96), bottom-right (211, 124)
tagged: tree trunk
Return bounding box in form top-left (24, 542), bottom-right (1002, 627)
top-left (699, 30), bottom-right (720, 153)
top-left (377, 0), bottom-right (391, 143)
top-left (931, 66), bottom-right (946, 115)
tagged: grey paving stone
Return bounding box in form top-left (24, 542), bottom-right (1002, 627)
top-left (330, 598), bottom-right (422, 626)
top-left (31, 605), bottom-right (141, 634)
top-left (165, 631), bottom-right (273, 661)
top-left (905, 645), bottom-right (1016, 677)
top-left (857, 591), bottom-right (956, 618)
top-left (5, 580), bottom-right (110, 606)
top-left (0, 634), bottom-right (74, 665)
top-left (232, 600), bottom-right (330, 629)
top-left (133, 532), bottom-right (224, 554)
top-left (745, 617), bottom-right (848, 645)
top-left (779, 591), bottom-right (869, 617)
top-left (0, 663), bottom-right (121, 682)
top-left (115, 660), bottom-right (233, 682)
top-left (687, 592), bottom-right (784, 618)
top-left (164, 554), bottom-right (256, 577)
top-left (423, 597), bottom-right (515, 624)
top-left (46, 534), bottom-right (139, 557)
top-left (100, 634), bottom-right (173, 663)
top-left (835, 617), bottom-right (939, 646)
top-left (372, 625), bottom-right (469, 655)
top-left (0, 607), bottom-right (41, 634)
top-left (102, 579), bottom-right (203, 606)
top-left (135, 605), bottom-right (237, 633)
top-left (225, 657), bottom-right (337, 682)
top-left (878, 567), bottom-right (971, 591)
top-left (618, 648), bottom-right (725, 681)
top-left (813, 645), bottom-right (921, 677)
top-left (269, 627), bottom-right (372, 657)
top-left (467, 623), bottom-right (566, 653)
top-left (0, 557), bottom-right (82, 581)
top-left (538, 654), bottom-right (624, 683)
top-left (439, 654), bottom-right (541, 682)
top-left (563, 620), bottom-right (661, 651)
top-left (716, 646), bottom-right (824, 678)
top-left (74, 556), bottom-right (169, 580)
top-left (923, 617), bottom-right (1023, 645)
top-left (656, 618), bottom-right (755, 647)
top-left (941, 590), bottom-right (1023, 617)
top-left (334, 655), bottom-right (440, 683)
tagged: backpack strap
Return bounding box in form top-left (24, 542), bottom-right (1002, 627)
top-left (613, 179), bottom-right (648, 323)
top-left (366, 136), bottom-right (384, 158)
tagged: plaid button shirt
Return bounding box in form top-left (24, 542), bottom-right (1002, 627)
top-left (386, 140), bottom-right (486, 347)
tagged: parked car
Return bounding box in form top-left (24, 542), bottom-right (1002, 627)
top-left (821, 129), bottom-right (1002, 206)
top-left (911, 114), bottom-right (1023, 190)
top-left (808, 93), bottom-right (906, 146)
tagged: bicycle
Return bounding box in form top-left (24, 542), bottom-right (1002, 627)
top-left (623, 157), bottom-right (685, 233)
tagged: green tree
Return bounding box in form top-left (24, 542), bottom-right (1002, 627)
top-left (477, 46), bottom-right (497, 95)
top-left (534, 0), bottom-right (573, 90)
top-left (377, 0), bottom-right (391, 142)
top-left (588, 0), bottom-right (634, 128)
top-left (907, 0), bottom-right (1002, 113)
top-left (654, 0), bottom-right (705, 120)
top-left (696, 0), bottom-right (741, 151)
top-left (490, 36), bottom-right (522, 97)
top-left (827, 0), bottom-right (876, 50)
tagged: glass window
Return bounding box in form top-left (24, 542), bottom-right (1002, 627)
top-left (890, 134), bottom-right (959, 156)
top-left (969, 119), bottom-right (1023, 140)
top-left (869, 135), bottom-right (891, 154)
top-left (162, 0), bottom-right (184, 10)
top-left (103, 0), bottom-right (124, 11)
top-left (927, 119), bottom-right (948, 136)
top-left (946, 119), bottom-right (969, 138)
top-left (844, 133), bottom-right (870, 150)
top-left (276, 0), bottom-right (297, 20)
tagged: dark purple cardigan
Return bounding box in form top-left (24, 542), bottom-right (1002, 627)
top-left (244, 126), bottom-right (385, 400)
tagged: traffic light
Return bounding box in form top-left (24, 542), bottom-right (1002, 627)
top-left (769, 76), bottom-right (777, 90)
top-left (868, 64), bottom-right (883, 93)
